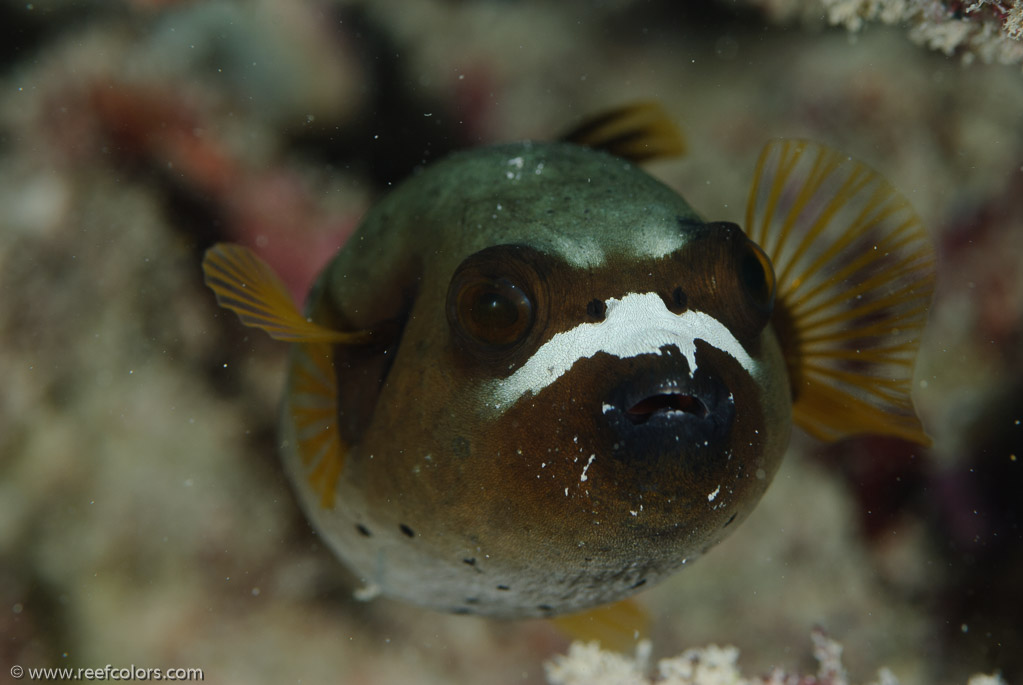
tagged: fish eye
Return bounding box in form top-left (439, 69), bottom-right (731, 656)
top-left (446, 244), bottom-right (549, 359)
top-left (452, 276), bottom-right (534, 348)
top-left (738, 239), bottom-right (776, 315)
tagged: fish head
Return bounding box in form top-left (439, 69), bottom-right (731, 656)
top-left (331, 144), bottom-right (792, 615)
top-left (434, 229), bottom-right (791, 600)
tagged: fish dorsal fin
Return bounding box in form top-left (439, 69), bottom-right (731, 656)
top-left (201, 243), bottom-right (370, 343)
top-left (560, 101), bottom-right (686, 163)
top-left (550, 598), bottom-right (650, 653)
top-left (745, 140), bottom-right (936, 445)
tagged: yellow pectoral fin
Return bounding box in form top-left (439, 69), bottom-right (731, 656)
top-left (560, 101), bottom-right (686, 164)
top-left (289, 342), bottom-right (347, 509)
top-left (201, 243), bottom-right (370, 344)
top-left (550, 598), bottom-right (651, 653)
top-left (745, 140), bottom-right (936, 445)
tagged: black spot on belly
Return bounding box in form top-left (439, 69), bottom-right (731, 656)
top-left (630, 578), bottom-right (647, 590)
top-left (537, 604), bottom-right (554, 613)
top-left (723, 512), bottom-right (737, 528)
top-left (399, 524), bottom-right (415, 538)
top-left (356, 524), bottom-right (372, 537)
top-left (496, 584), bottom-right (510, 591)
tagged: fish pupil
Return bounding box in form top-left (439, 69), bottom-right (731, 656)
top-left (458, 277), bottom-right (534, 347)
top-left (474, 290), bottom-right (519, 327)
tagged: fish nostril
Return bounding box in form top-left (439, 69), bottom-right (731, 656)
top-left (625, 393), bottom-right (707, 425)
top-left (586, 298), bottom-right (607, 320)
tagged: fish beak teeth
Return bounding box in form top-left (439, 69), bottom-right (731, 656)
top-left (625, 393), bottom-right (708, 425)
top-left (603, 368), bottom-right (736, 457)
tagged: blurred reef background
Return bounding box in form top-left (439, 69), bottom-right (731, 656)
top-left (1, 1), bottom-right (1022, 683)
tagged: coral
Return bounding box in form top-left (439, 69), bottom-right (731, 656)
top-left (759, 0), bottom-right (1023, 67)
top-left (545, 630), bottom-right (1007, 685)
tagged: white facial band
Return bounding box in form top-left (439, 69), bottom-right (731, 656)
top-left (485, 291), bottom-right (755, 411)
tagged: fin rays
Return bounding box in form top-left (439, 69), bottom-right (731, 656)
top-left (789, 222), bottom-right (924, 318)
top-left (201, 243), bottom-right (370, 344)
top-left (746, 140), bottom-right (935, 444)
top-left (289, 342), bottom-right (347, 509)
top-left (560, 101), bottom-right (686, 163)
top-left (200, 244), bottom-right (354, 506)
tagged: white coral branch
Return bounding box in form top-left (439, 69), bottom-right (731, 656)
top-left (544, 631), bottom-right (1007, 685)
top-left (815, 0), bottom-right (1023, 67)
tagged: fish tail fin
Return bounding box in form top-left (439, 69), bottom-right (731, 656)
top-left (744, 140), bottom-right (936, 445)
top-left (201, 243), bottom-right (370, 344)
top-left (550, 598), bottom-right (650, 652)
top-left (560, 101), bottom-right (686, 163)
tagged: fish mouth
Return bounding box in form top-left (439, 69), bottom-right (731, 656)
top-left (605, 367), bottom-right (735, 456)
top-left (625, 391), bottom-right (709, 425)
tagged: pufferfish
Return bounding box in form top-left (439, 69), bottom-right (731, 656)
top-left (202, 103), bottom-right (934, 638)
